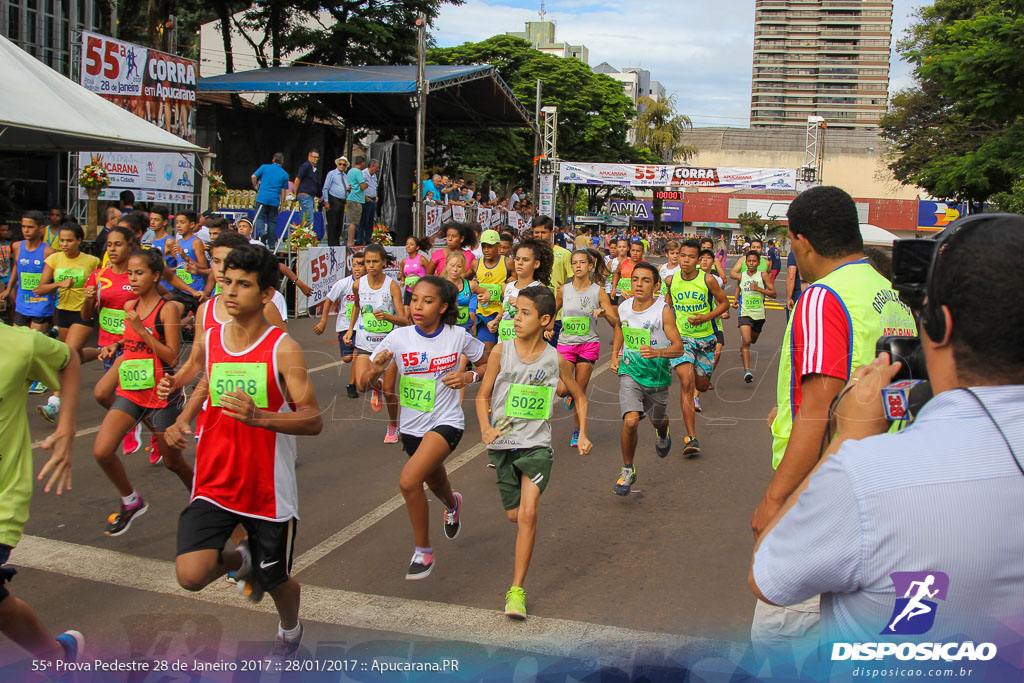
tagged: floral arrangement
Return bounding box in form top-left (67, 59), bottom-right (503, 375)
top-left (288, 215), bottom-right (320, 249)
top-left (372, 222), bottom-right (393, 246)
top-left (207, 171), bottom-right (228, 197)
top-left (78, 154), bottom-right (110, 190)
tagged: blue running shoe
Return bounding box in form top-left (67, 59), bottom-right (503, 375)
top-left (570, 429), bottom-right (579, 447)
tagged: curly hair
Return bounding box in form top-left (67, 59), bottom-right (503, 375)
top-left (514, 236), bottom-right (553, 286)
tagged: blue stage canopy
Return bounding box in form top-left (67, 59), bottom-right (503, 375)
top-left (199, 65), bottom-right (534, 129)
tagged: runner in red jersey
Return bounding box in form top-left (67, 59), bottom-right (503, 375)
top-left (165, 245), bottom-right (322, 660)
top-left (91, 249), bottom-right (192, 537)
top-left (160, 232), bottom-right (287, 443)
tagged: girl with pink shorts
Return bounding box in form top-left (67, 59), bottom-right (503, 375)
top-left (555, 248), bottom-right (620, 447)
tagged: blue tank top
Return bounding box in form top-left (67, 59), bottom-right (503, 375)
top-left (16, 241), bottom-right (55, 316)
top-left (176, 235), bottom-right (206, 293)
top-left (456, 279), bottom-right (475, 330)
top-left (152, 234), bottom-right (177, 290)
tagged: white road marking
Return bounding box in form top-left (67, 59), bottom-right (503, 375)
top-left (31, 425), bottom-right (101, 450)
top-left (13, 534), bottom-right (737, 668)
top-left (289, 362), bottom-right (611, 574)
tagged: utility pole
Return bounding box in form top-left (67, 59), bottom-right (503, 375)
top-left (413, 12), bottom-right (428, 237)
top-left (531, 78), bottom-right (542, 218)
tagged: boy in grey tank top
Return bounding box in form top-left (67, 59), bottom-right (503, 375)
top-left (476, 286), bottom-right (592, 621)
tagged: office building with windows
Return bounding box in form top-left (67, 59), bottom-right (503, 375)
top-left (750, 0), bottom-right (892, 129)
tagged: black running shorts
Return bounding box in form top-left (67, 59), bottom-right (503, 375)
top-left (177, 499), bottom-right (297, 592)
top-left (401, 425), bottom-right (464, 457)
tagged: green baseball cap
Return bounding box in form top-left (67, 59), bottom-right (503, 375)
top-left (480, 229), bottom-right (501, 244)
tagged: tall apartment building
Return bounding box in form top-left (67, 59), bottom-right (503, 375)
top-left (750, 0), bottom-right (892, 130)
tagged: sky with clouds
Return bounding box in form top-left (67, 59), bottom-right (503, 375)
top-left (433, 0), bottom-right (931, 127)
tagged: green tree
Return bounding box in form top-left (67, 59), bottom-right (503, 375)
top-left (633, 94), bottom-right (697, 232)
top-left (427, 35), bottom-right (648, 217)
top-left (880, 0), bottom-right (1024, 204)
top-left (737, 211), bottom-right (785, 242)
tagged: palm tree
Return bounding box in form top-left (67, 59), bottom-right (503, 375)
top-left (634, 94), bottom-right (698, 232)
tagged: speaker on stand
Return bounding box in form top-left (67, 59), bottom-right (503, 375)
top-left (369, 140), bottom-right (415, 243)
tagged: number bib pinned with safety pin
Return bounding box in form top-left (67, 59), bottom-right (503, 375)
top-left (209, 362), bottom-right (269, 408)
top-left (399, 374), bottom-right (436, 412)
top-left (498, 319), bottom-right (516, 341)
top-left (118, 358), bottom-right (155, 390)
top-left (362, 311), bottom-right (394, 335)
top-left (505, 383), bottom-right (553, 420)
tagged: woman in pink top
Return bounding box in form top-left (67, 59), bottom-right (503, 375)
top-left (430, 222), bottom-right (477, 275)
top-left (398, 235), bottom-right (434, 306)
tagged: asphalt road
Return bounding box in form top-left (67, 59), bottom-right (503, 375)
top-left (2, 259), bottom-right (791, 680)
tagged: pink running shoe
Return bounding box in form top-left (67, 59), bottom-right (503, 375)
top-left (148, 436), bottom-right (163, 465)
top-left (384, 426), bottom-right (399, 444)
top-left (123, 424), bottom-right (142, 455)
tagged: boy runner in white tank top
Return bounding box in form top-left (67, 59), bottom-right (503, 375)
top-left (611, 262), bottom-right (685, 495)
top-left (730, 250), bottom-right (776, 384)
top-left (476, 285), bottom-right (592, 620)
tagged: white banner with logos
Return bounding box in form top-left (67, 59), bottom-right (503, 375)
top-left (558, 162), bottom-right (797, 190)
top-left (78, 151), bottom-right (195, 203)
top-left (296, 245), bottom-right (407, 315)
top-left (426, 205), bottom-right (444, 237)
top-left (451, 205), bottom-right (466, 222)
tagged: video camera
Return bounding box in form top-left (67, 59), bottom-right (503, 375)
top-left (876, 236), bottom-right (935, 382)
top-left (873, 234), bottom-right (941, 420)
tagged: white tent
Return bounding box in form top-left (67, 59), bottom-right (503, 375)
top-left (860, 223), bottom-right (899, 247)
top-left (0, 34), bottom-right (203, 153)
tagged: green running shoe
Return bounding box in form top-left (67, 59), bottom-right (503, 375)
top-left (504, 586), bottom-right (527, 620)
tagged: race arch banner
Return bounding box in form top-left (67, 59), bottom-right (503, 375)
top-left (79, 30), bottom-right (197, 204)
top-left (558, 163), bottom-right (797, 191)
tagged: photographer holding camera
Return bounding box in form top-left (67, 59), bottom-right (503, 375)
top-left (749, 213), bottom-right (1024, 651)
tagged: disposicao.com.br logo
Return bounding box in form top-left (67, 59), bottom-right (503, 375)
top-left (831, 571), bottom-right (998, 662)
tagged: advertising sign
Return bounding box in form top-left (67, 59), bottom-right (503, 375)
top-left (917, 201), bottom-right (966, 231)
top-left (79, 31), bottom-right (197, 204)
top-left (559, 163), bottom-right (797, 191)
top-left (539, 173), bottom-right (555, 215)
top-left (608, 200), bottom-right (683, 222)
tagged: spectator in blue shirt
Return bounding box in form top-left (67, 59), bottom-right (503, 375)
top-left (293, 149), bottom-right (320, 219)
top-left (250, 152), bottom-right (290, 245)
top-left (345, 157), bottom-right (368, 246)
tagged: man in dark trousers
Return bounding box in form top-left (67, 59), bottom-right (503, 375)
top-left (322, 156), bottom-right (350, 247)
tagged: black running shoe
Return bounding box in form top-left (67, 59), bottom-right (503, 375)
top-left (105, 498), bottom-right (148, 536)
top-left (406, 550), bottom-right (435, 580)
top-left (683, 436), bottom-right (701, 458)
top-left (443, 492), bottom-right (462, 540)
top-left (346, 383), bottom-right (358, 399)
top-left (655, 428), bottom-right (671, 459)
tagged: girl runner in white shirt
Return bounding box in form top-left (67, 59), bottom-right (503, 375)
top-left (364, 276), bottom-right (486, 580)
top-left (343, 243), bottom-right (407, 443)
